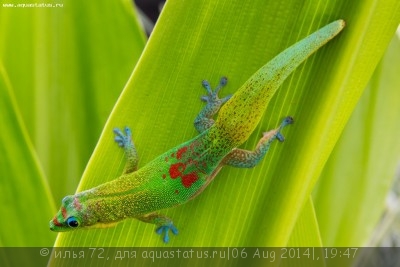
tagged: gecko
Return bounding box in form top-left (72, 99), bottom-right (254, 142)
top-left (50, 20), bottom-right (345, 243)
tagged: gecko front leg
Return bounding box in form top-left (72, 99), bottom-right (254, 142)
top-left (223, 117), bottom-right (294, 168)
top-left (113, 126), bottom-right (138, 174)
top-left (114, 127), bottom-right (178, 243)
top-left (194, 77), bottom-right (232, 133)
top-left (137, 213), bottom-right (178, 243)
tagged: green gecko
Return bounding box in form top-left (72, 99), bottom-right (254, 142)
top-left (50, 20), bottom-right (345, 243)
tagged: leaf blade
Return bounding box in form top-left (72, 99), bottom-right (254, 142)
top-left (0, 64), bottom-right (56, 247)
top-left (52, 0), bottom-right (400, 249)
top-left (314, 33), bottom-right (400, 246)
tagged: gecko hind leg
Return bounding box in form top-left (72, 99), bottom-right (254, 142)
top-left (137, 213), bottom-right (178, 243)
top-left (223, 117), bottom-right (294, 168)
top-left (194, 77), bottom-right (232, 133)
top-left (113, 126), bottom-right (138, 174)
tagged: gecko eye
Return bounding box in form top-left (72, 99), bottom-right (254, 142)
top-left (66, 216), bottom-right (79, 228)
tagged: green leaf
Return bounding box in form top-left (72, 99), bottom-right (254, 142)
top-left (51, 0), bottom-right (400, 249)
top-left (288, 197), bottom-right (323, 247)
top-left (0, 0), bottom-right (146, 202)
top-left (313, 33), bottom-right (400, 246)
top-left (0, 65), bottom-right (55, 246)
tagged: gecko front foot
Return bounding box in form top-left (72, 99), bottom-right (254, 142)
top-left (194, 77), bottom-right (232, 133)
top-left (113, 126), bottom-right (132, 148)
top-left (274, 116), bottom-right (294, 142)
top-left (155, 222), bottom-right (179, 243)
top-left (113, 126), bottom-right (138, 173)
top-left (201, 76), bottom-right (232, 105)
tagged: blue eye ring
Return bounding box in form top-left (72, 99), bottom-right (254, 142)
top-left (66, 216), bottom-right (79, 228)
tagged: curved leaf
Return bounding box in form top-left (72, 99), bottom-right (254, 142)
top-left (52, 0), bottom-right (400, 249)
top-left (0, 65), bottom-right (55, 246)
top-left (314, 33), bottom-right (400, 246)
top-left (0, 0), bottom-right (146, 201)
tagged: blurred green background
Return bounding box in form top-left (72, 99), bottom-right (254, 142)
top-left (0, 0), bottom-right (400, 259)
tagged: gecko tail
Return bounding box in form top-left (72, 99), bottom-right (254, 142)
top-left (214, 20), bottom-right (345, 145)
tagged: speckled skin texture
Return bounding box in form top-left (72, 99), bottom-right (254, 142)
top-left (50, 20), bottom-right (345, 243)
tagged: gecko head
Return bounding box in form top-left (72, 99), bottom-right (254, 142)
top-left (49, 195), bottom-right (84, 232)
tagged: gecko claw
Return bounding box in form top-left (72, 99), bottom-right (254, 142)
top-left (113, 127), bottom-right (132, 148)
top-left (201, 80), bottom-right (212, 93)
top-left (156, 222), bottom-right (179, 243)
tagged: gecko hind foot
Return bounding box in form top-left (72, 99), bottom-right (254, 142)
top-left (113, 126), bottom-right (132, 148)
top-left (275, 116), bottom-right (294, 142)
top-left (201, 76), bottom-right (232, 105)
top-left (155, 222), bottom-right (179, 243)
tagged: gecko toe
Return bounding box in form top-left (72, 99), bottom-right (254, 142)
top-left (124, 126), bottom-right (132, 137)
top-left (276, 132), bottom-right (285, 142)
top-left (219, 76), bottom-right (228, 86)
top-left (200, 95), bottom-right (209, 102)
top-left (113, 127), bottom-right (123, 136)
top-left (170, 224), bottom-right (179, 235)
top-left (283, 116), bottom-right (294, 125)
top-left (163, 232), bottom-right (170, 243)
top-left (114, 136), bottom-right (125, 147)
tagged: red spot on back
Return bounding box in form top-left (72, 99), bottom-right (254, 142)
top-left (61, 207), bottom-right (67, 219)
top-left (162, 174), bottom-right (166, 179)
top-left (165, 157), bottom-right (169, 162)
top-left (176, 146), bottom-right (188, 160)
top-left (175, 190), bottom-right (179, 194)
top-left (169, 163), bottom-right (185, 178)
top-left (181, 172), bottom-right (199, 188)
